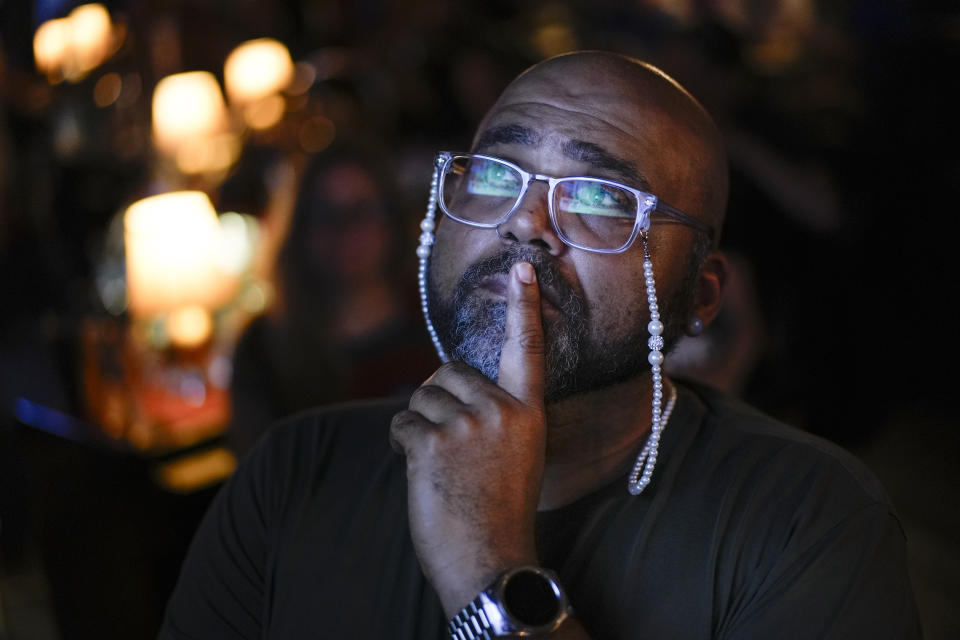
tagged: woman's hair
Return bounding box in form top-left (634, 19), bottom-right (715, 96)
top-left (274, 140), bottom-right (408, 326)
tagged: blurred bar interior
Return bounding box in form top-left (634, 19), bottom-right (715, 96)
top-left (1, 1), bottom-right (957, 638)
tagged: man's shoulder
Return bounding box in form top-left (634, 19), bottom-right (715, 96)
top-left (248, 395), bottom-right (410, 468)
top-left (678, 381), bottom-right (893, 508)
top-left (274, 395), bottom-right (411, 433)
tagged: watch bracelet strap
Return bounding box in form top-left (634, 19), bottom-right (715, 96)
top-left (448, 596), bottom-right (494, 640)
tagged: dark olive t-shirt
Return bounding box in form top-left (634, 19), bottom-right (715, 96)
top-left (160, 384), bottom-right (921, 639)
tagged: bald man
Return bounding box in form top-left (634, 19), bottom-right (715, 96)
top-left (161, 52), bottom-right (920, 639)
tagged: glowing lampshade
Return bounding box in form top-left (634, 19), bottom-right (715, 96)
top-left (68, 4), bottom-right (113, 74)
top-left (224, 38), bottom-right (294, 105)
top-left (124, 191), bottom-right (228, 318)
top-left (33, 18), bottom-right (71, 77)
top-left (152, 72), bottom-right (229, 157)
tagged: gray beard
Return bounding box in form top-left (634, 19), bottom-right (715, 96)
top-left (428, 244), bottom-right (698, 403)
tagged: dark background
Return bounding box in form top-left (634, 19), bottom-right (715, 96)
top-left (1, 0), bottom-right (957, 638)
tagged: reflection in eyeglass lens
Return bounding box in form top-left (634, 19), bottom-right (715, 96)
top-left (442, 155), bottom-right (640, 250)
top-left (556, 181), bottom-right (635, 218)
top-left (465, 157), bottom-right (522, 198)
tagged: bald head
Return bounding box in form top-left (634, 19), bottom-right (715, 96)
top-left (475, 51), bottom-right (728, 243)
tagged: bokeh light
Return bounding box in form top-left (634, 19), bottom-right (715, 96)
top-left (124, 191), bottom-right (232, 317)
top-left (224, 38), bottom-right (295, 105)
top-left (166, 305), bottom-right (214, 349)
top-left (33, 4), bottom-right (119, 82)
top-left (93, 72), bottom-right (122, 107)
top-left (152, 71), bottom-right (228, 154)
top-left (152, 72), bottom-right (239, 173)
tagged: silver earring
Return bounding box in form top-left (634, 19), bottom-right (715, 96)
top-left (687, 316), bottom-right (703, 336)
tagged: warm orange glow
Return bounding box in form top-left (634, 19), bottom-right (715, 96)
top-left (224, 38), bottom-right (294, 105)
top-left (243, 94), bottom-right (286, 130)
top-left (152, 71), bottom-right (229, 155)
top-left (166, 305), bottom-right (214, 348)
top-left (174, 133), bottom-right (241, 175)
top-left (124, 191), bottom-right (232, 316)
top-left (93, 72), bottom-right (122, 107)
top-left (158, 447), bottom-right (237, 492)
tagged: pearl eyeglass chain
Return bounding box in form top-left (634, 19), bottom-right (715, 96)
top-left (417, 161), bottom-right (450, 364)
top-left (415, 159), bottom-right (675, 496)
top-left (626, 238), bottom-right (677, 495)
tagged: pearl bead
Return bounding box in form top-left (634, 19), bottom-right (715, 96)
top-left (420, 218), bottom-right (435, 231)
top-left (648, 320), bottom-right (664, 335)
top-left (416, 245), bottom-right (431, 258)
top-left (648, 350), bottom-right (664, 365)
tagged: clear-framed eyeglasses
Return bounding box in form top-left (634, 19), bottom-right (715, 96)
top-left (435, 152), bottom-right (713, 254)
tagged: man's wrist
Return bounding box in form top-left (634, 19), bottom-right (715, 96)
top-left (448, 566), bottom-right (571, 639)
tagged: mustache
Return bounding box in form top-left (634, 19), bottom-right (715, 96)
top-left (452, 245), bottom-right (584, 318)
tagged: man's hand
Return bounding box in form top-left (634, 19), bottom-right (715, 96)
top-left (390, 261), bottom-right (547, 616)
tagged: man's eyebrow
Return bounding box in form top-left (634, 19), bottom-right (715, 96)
top-left (474, 124), bottom-right (540, 152)
top-left (562, 139), bottom-right (651, 191)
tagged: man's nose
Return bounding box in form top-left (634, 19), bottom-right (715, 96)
top-left (496, 180), bottom-right (565, 255)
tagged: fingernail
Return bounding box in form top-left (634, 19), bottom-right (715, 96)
top-left (516, 261), bottom-right (536, 284)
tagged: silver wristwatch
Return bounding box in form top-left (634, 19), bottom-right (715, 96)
top-left (448, 566), bottom-right (571, 639)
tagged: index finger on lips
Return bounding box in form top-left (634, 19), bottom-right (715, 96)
top-left (496, 261), bottom-right (546, 408)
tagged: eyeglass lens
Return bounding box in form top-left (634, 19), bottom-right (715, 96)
top-left (441, 155), bottom-right (639, 250)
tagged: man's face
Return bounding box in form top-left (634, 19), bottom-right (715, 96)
top-left (428, 59), bottom-right (710, 402)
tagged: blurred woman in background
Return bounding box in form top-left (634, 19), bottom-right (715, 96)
top-left (227, 143), bottom-right (436, 456)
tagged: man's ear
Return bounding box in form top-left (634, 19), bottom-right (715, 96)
top-left (694, 250), bottom-right (727, 329)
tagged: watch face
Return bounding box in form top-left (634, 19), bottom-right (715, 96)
top-left (502, 569), bottom-right (562, 626)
